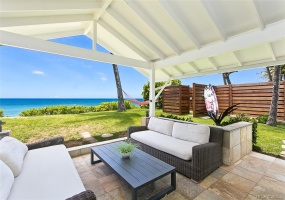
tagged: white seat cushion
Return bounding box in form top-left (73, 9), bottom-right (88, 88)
top-left (147, 117), bottom-right (174, 136)
top-left (0, 136), bottom-right (28, 177)
top-left (8, 145), bottom-right (85, 200)
top-left (131, 130), bottom-right (199, 160)
top-left (0, 160), bottom-right (14, 200)
top-left (172, 122), bottom-right (210, 144)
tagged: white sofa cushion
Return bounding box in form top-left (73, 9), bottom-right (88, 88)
top-left (147, 117), bottom-right (174, 136)
top-left (0, 136), bottom-right (28, 177)
top-left (172, 122), bottom-right (210, 144)
top-left (8, 145), bottom-right (85, 200)
top-left (0, 160), bottom-right (14, 200)
top-left (131, 130), bottom-right (199, 160)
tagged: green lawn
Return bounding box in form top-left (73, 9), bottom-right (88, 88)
top-left (1, 108), bottom-right (284, 157)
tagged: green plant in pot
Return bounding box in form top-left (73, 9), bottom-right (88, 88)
top-left (117, 139), bottom-right (139, 159)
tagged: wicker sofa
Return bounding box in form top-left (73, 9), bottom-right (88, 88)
top-left (0, 136), bottom-right (96, 200)
top-left (127, 117), bottom-right (224, 182)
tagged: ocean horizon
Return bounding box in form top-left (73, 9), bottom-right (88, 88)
top-left (0, 98), bottom-right (143, 117)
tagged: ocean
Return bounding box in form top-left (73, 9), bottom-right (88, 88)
top-left (0, 98), bottom-right (142, 117)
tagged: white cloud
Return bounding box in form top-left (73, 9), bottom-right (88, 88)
top-left (97, 72), bottom-right (107, 81)
top-left (32, 71), bottom-right (45, 75)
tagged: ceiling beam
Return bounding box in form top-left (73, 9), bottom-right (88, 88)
top-left (107, 8), bottom-right (165, 59)
top-left (267, 43), bottom-right (276, 61)
top-left (0, 0), bottom-right (103, 12)
top-left (159, 0), bottom-right (200, 49)
top-left (31, 30), bottom-right (84, 40)
top-left (0, 15), bottom-right (93, 28)
top-left (200, 0), bottom-right (227, 41)
top-left (249, 0), bottom-right (265, 30)
top-left (173, 65), bottom-right (184, 75)
top-left (125, 0), bottom-right (180, 55)
top-left (0, 30), bottom-right (150, 69)
top-left (188, 62), bottom-right (199, 72)
top-left (208, 57), bottom-right (219, 70)
top-left (154, 20), bottom-right (285, 69)
top-left (98, 20), bottom-right (150, 61)
top-left (232, 52), bottom-right (243, 66)
top-left (156, 59), bottom-right (285, 81)
top-left (160, 69), bottom-right (171, 77)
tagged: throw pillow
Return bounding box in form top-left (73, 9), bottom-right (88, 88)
top-left (172, 122), bottom-right (210, 144)
top-left (0, 160), bottom-right (14, 200)
top-left (0, 136), bottom-right (28, 177)
top-left (147, 117), bottom-right (174, 136)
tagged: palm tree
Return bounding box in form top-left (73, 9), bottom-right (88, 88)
top-left (110, 53), bottom-right (126, 112)
top-left (266, 65), bottom-right (281, 126)
top-left (222, 71), bottom-right (236, 85)
top-left (258, 65), bottom-right (285, 82)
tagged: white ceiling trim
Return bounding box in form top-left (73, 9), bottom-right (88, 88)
top-left (154, 20), bottom-right (285, 69)
top-left (0, 0), bottom-right (103, 12)
top-left (125, 0), bottom-right (180, 55)
top-left (232, 52), bottom-right (243, 66)
top-left (0, 30), bottom-right (150, 69)
top-left (31, 29), bottom-right (84, 40)
top-left (0, 15), bottom-right (93, 28)
top-left (107, 8), bottom-right (165, 59)
top-left (267, 42), bottom-right (276, 61)
top-left (188, 62), bottom-right (199, 72)
top-left (156, 59), bottom-right (285, 81)
top-left (249, 0), bottom-right (265, 30)
top-left (159, 0), bottom-right (200, 49)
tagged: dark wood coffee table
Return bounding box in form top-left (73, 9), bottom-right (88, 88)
top-left (91, 141), bottom-right (176, 200)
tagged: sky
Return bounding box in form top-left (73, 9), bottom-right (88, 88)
top-left (0, 35), bottom-right (265, 98)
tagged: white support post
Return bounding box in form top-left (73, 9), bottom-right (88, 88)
top-left (149, 63), bottom-right (156, 117)
top-left (92, 20), bottom-right (97, 51)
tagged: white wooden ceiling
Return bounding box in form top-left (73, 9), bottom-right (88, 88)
top-left (1, 0), bottom-right (285, 81)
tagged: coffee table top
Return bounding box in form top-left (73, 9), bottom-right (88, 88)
top-left (91, 141), bottom-right (175, 189)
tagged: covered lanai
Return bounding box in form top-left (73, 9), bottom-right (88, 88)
top-left (1, 0), bottom-right (285, 116)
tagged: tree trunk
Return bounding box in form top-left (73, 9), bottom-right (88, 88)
top-left (112, 63), bottom-right (126, 112)
top-left (222, 73), bottom-right (228, 85)
top-left (266, 65), bottom-right (281, 126)
top-left (266, 67), bottom-right (273, 81)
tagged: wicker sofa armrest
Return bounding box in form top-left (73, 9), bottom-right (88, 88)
top-left (127, 126), bottom-right (148, 138)
top-left (27, 136), bottom-right (64, 150)
top-left (66, 190), bottom-right (96, 200)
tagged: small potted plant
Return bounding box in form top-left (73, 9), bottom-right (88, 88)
top-left (117, 139), bottom-right (139, 159)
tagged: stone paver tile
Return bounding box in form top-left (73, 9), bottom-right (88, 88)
top-left (92, 163), bottom-right (114, 178)
top-left (283, 140), bottom-right (285, 145)
top-left (119, 185), bottom-right (132, 200)
top-left (208, 180), bottom-right (248, 200)
top-left (96, 194), bottom-right (111, 200)
top-left (199, 175), bottom-right (218, 188)
top-left (274, 158), bottom-right (285, 167)
top-left (103, 188), bottom-right (125, 200)
top-left (238, 156), bottom-right (271, 174)
top-left (83, 179), bottom-right (106, 197)
top-left (269, 163), bottom-right (285, 174)
top-left (162, 191), bottom-right (188, 200)
top-left (250, 185), bottom-right (285, 199)
top-left (244, 194), bottom-right (259, 200)
top-left (78, 169), bottom-right (99, 183)
top-left (265, 168), bottom-right (285, 183)
top-left (210, 168), bottom-right (228, 179)
top-left (220, 160), bottom-right (242, 172)
top-left (73, 157), bottom-right (90, 173)
top-left (221, 172), bottom-right (256, 193)
top-left (231, 166), bottom-right (263, 182)
top-left (99, 174), bottom-right (125, 192)
top-left (249, 152), bottom-right (276, 162)
top-left (82, 154), bottom-right (99, 168)
top-left (258, 176), bottom-right (285, 195)
top-left (175, 174), bottom-right (204, 199)
top-left (193, 190), bottom-right (223, 200)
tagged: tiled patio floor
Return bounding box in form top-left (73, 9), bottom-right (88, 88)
top-left (72, 152), bottom-right (285, 200)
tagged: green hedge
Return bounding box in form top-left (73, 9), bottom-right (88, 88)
top-left (19, 101), bottom-right (134, 116)
top-left (0, 109), bottom-right (3, 117)
top-left (159, 113), bottom-right (193, 122)
top-left (221, 113), bottom-right (258, 145)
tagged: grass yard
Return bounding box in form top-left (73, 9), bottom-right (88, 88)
top-left (1, 108), bottom-right (284, 157)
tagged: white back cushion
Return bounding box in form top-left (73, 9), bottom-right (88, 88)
top-left (148, 117), bottom-right (174, 136)
top-left (0, 137), bottom-right (28, 177)
top-left (172, 122), bottom-right (210, 144)
top-left (0, 160), bottom-right (14, 200)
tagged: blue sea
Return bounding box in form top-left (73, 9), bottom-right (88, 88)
top-left (0, 98), bottom-right (142, 117)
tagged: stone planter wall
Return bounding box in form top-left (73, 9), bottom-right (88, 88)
top-left (222, 122), bottom-right (252, 165)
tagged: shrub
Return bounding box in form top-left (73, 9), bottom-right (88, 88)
top-left (19, 101), bottom-right (134, 116)
top-left (0, 109), bottom-right (3, 117)
top-left (159, 113), bottom-right (193, 122)
top-left (221, 113), bottom-right (258, 144)
top-left (256, 115), bottom-right (268, 124)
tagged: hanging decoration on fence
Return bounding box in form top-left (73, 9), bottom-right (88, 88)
top-left (204, 85), bottom-right (219, 117)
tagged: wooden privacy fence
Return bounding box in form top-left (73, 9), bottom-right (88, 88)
top-left (163, 81), bottom-right (285, 120)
